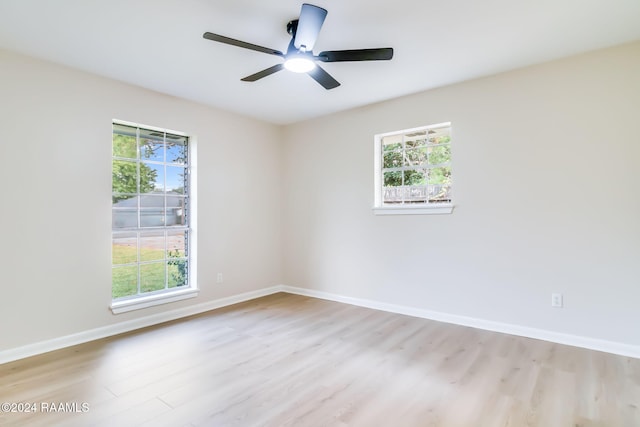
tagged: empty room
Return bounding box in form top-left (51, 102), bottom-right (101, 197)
top-left (1, 1), bottom-right (639, 426)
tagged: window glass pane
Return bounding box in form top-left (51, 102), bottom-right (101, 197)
top-left (140, 262), bottom-right (166, 293)
top-left (112, 208), bottom-right (138, 229)
top-left (383, 171), bottom-right (403, 187)
top-left (383, 151), bottom-right (403, 169)
top-left (139, 128), bottom-right (165, 162)
top-left (140, 193), bottom-right (165, 227)
top-left (113, 123), bottom-right (137, 138)
top-left (140, 210), bottom-right (166, 227)
top-left (167, 136), bottom-right (187, 164)
top-left (112, 265), bottom-right (138, 299)
top-left (428, 167), bottom-right (451, 185)
top-left (140, 139), bottom-right (164, 162)
top-left (404, 185), bottom-right (428, 204)
top-left (381, 134), bottom-right (402, 151)
top-left (113, 127), bottom-right (137, 159)
top-left (166, 166), bottom-right (186, 193)
top-left (141, 163), bottom-right (164, 193)
top-left (429, 185), bottom-right (451, 203)
top-left (140, 230), bottom-right (165, 262)
top-left (112, 232), bottom-right (137, 265)
top-left (405, 137), bottom-right (427, 150)
top-left (139, 194), bottom-right (164, 208)
top-left (112, 194), bottom-right (137, 206)
top-left (166, 196), bottom-right (186, 226)
top-left (428, 127), bottom-right (451, 144)
top-left (383, 142), bottom-right (402, 152)
top-left (404, 147), bottom-right (428, 166)
top-left (167, 230), bottom-right (187, 258)
top-left (168, 259), bottom-right (187, 288)
top-left (404, 169), bottom-right (427, 186)
top-left (112, 160), bottom-right (138, 194)
top-left (138, 128), bottom-right (164, 140)
top-left (383, 185), bottom-right (402, 204)
top-left (428, 144), bottom-right (451, 166)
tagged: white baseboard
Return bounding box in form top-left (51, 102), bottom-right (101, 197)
top-left (0, 286), bottom-right (285, 365)
top-left (281, 285), bottom-right (640, 359)
top-left (2, 284), bottom-right (638, 365)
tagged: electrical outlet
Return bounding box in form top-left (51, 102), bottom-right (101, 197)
top-left (551, 293), bottom-right (563, 308)
top-left (216, 273), bottom-right (223, 284)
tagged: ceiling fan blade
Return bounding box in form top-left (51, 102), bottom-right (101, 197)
top-left (203, 32), bottom-right (284, 57)
top-left (241, 64), bottom-right (285, 82)
top-left (317, 48), bottom-right (394, 62)
top-left (308, 65), bottom-right (340, 90)
top-left (294, 3), bottom-right (327, 51)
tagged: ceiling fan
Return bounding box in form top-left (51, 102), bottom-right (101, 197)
top-left (203, 3), bottom-right (394, 90)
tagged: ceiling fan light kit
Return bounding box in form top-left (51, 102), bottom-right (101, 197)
top-left (284, 54), bottom-right (316, 73)
top-left (203, 3), bottom-right (393, 90)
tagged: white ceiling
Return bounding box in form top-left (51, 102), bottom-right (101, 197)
top-left (1, 0), bottom-right (639, 125)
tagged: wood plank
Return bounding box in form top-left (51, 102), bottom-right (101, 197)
top-left (1, 293), bottom-right (638, 426)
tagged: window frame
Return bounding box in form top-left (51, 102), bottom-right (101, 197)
top-left (373, 122), bottom-right (453, 215)
top-left (110, 120), bottom-right (198, 314)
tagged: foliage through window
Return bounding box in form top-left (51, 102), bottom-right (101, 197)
top-left (375, 123), bottom-right (452, 210)
top-left (112, 122), bottom-right (191, 300)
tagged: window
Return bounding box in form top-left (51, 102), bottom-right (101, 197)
top-left (374, 122), bottom-right (452, 215)
top-left (111, 121), bottom-right (196, 313)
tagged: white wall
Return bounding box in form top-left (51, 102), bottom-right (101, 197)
top-left (282, 42), bottom-right (640, 348)
top-left (0, 49), bottom-right (284, 352)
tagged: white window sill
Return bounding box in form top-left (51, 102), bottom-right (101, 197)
top-left (110, 287), bottom-right (199, 314)
top-left (373, 204), bottom-right (454, 215)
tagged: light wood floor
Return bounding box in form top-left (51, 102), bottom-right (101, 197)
top-left (1, 293), bottom-right (639, 427)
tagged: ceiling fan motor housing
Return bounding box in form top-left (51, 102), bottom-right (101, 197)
top-left (287, 19), bottom-right (299, 38)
